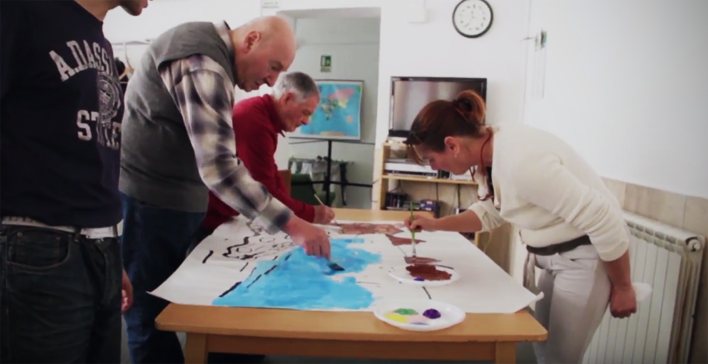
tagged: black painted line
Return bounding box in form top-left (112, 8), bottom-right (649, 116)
top-left (435, 264), bottom-right (454, 270)
top-left (423, 287), bottom-right (431, 299)
top-left (246, 274), bottom-right (262, 289)
top-left (219, 281), bottom-right (241, 297)
top-left (202, 250), bottom-right (213, 264)
top-left (240, 262), bottom-right (249, 272)
top-left (245, 265), bottom-right (257, 278)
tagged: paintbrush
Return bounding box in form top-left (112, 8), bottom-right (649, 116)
top-left (409, 201), bottom-right (417, 259)
top-left (313, 194), bottom-right (337, 225)
top-left (314, 194), bottom-right (344, 272)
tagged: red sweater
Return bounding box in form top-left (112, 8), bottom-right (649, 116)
top-left (201, 95), bottom-right (315, 231)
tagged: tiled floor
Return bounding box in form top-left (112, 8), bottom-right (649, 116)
top-left (121, 320), bottom-right (538, 364)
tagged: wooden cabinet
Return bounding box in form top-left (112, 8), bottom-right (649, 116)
top-left (371, 141), bottom-right (483, 246)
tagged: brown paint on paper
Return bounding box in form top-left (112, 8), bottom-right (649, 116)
top-left (385, 234), bottom-right (426, 246)
top-left (404, 256), bottom-right (439, 264)
top-left (331, 223), bottom-right (403, 235)
top-left (406, 264), bottom-right (451, 281)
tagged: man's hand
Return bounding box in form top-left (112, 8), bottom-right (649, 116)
top-left (283, 215), bottom-right (331, 259)
top-left (121, 269), bottom-right (133, 312)
top-left (405, 214), bottom-right (439, 232)
top-left (313, 205), bottom-right (335, 224)
top-left (609, 284), bottom-right (637, 318)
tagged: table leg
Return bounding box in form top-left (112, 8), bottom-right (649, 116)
top-left (495, 342), bottom-right (516, 364)
top-left (185, 333), bottom-right (208, 364)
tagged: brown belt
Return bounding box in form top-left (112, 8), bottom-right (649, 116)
top-left (526, 234), bottom-right (592, 256)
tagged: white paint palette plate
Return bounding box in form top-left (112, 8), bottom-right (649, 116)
top-left (373, 299), bottom-right (466, 332)
top-left (387, 265), bottom-right (460, 287)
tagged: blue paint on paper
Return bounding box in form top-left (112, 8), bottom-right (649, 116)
top-left (212, 238), bottom-right (380, 310)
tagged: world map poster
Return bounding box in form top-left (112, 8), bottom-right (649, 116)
top-left (291, 80), bottom-right (363, 140)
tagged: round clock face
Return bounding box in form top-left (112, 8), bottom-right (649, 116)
top-left (453, 0), bottom-right (494, 38)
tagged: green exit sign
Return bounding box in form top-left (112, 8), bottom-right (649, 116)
top-left (320, 55), bottom-right (332, 72)
top-left (261, 0), bottom-right (279, 9)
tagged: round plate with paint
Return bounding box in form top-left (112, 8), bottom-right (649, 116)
top-left (387, 265), bottom-right (459, 287)
top-left (373, 299), bottom-right (466, 332)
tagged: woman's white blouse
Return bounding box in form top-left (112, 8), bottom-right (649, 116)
top-left (468, 124), bottom-right (629, 262)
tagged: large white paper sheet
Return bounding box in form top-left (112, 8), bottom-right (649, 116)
top-left (150, 218), bottom-right (542, 313)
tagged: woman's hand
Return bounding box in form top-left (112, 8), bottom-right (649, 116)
top-left (609, 284), bottom-right (637, 318)
top-left (405, 214), bottom-right (439, 232)
top-left (603, 250), bottom-right (636, 319)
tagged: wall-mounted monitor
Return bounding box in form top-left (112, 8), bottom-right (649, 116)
top-left (388, 76), bottom-right (487, 138)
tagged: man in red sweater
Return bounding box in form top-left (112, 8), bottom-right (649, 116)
top-left (199, 71), bottom-right (335, 239)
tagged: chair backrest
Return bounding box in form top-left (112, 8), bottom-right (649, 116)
top-left (289, 173), bottom-right (336, 206)
top-left (290, 173), bottom-right (318, 205)
top-left (278, 170), bottom-right (292, 195)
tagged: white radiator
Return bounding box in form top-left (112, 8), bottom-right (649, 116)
top-left (583, 212), bottom-right (705, 364)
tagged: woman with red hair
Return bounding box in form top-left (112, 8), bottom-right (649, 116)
top-left (404, 90), bottom-right (637, 364)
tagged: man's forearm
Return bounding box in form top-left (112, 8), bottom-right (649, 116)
top-left (602, 249), bottom-right (632, 289)
top-left (433, 210), bottom-right (482, 232)
top-left (160, 55), bottom-right (292, 234)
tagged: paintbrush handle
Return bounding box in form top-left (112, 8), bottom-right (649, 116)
top-left (409, 208), bottom-right (417, 258)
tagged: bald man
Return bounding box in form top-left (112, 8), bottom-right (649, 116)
top-left (119, 17), bottom-right (331, 363)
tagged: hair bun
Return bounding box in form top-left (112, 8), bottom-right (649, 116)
top-left (454, 90), bottom-right (486, 126)
top-left (455, 97), bottom-right (474, 113)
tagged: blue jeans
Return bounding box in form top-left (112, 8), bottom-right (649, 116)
top-left (0, 225), bottom-right (122, 363)
top-left (120, 192), bottom-right (205, 364)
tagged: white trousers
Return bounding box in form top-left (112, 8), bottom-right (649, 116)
top-left (526, 245), bottom-right (611, 364)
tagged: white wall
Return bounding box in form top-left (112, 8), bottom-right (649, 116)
top-left (106, 0), bottom-right (294, 169)
top-left (107, 0), bottom-right (263, 81)
top-left (523, 0), bottom-right (708, 199)
top-left (375, 0), bottom-right (532, 144)
top-left (263, 0), bottom-right (532, 142)
top-left (286, 17), bottom-right (380, 209)
top-left (106, 0), bottom-right (530, 178)
top-left (104, 0), bottom-right (261, 42)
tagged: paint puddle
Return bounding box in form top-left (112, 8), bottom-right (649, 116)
top-left (406, 264), bottom-right (452, 281)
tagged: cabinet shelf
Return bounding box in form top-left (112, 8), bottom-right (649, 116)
top-left (372, 142), bottom-right (481, 246)
top-left (382, 174), bottom-right (477, 185)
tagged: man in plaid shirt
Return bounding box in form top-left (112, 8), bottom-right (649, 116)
top-left (118, 16), bottom-right (330, 364)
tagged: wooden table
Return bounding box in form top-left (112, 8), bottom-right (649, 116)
top-left (155, 208), bottom-right (547, 363)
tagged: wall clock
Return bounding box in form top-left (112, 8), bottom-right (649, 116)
top-left (452, 0), bottom-right (494, 38)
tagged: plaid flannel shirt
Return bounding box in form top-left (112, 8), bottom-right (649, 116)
top-left (158, 54), bottom-right (292, 234)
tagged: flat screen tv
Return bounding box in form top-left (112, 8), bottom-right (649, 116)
top-left (388, 76), bottom-right (487, 138)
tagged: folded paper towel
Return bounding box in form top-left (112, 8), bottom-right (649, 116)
top-left (633, 282), bottom-right (652, 303)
